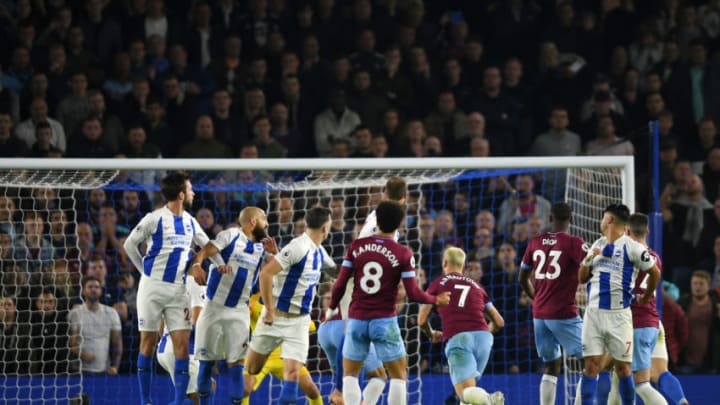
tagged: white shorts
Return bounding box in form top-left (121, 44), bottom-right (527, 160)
top-left (582, 307), bottom-right (633, 362)
top-left (156, 333), bottom-right (199, 394)
top-left (652, 322), bottom-right (669, 360)
top-left (137, 277), bottom-right (191, 333)
top-left (248, 307), bottom-right (310, 364)
top-left (195, 301), bottom-right (251, 363)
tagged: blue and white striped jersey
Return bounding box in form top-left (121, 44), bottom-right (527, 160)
top-left (205, 228), bottom-right (264, 309)
top-left (124, 207), bottom-right (209, 285)
top-left (586, 235), bottom-right (655, 310)
top-left (273, 232), bottom-right (330, 315)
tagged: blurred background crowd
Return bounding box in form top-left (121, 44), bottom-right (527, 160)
top-left (0, 0), bottom-right (719, 381)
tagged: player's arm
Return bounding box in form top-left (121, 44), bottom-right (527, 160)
top-left (579, 247), bottom-right (600, 284)
top-left (329, 261), bottom-right (353, 310)
top-left (122, 215), bottom-right (152, 272)
top-left (189, 241), bottom-right (223, 285)
top-left (258, 256), bottom-right (283, 324)
top-left (418, 304), bottom-right (442, 343)
top-left (402, 272), bottom-right (450, 306)
top-left (638, 264), bottom-right (661, 304)
top-left (519, 264), bottom-right (535, 300)
top-left (485, 303), bottom-right (504, 334)
top-left (109, 328), bottom-right (122, 375)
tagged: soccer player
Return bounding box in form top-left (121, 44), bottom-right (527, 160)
top-left (604, 213), bottom-right (685, 405)
top-left (242, 293), bottom-right (322, 405)
top-left (189, 207), bottom-right (277, 404)
top-left (419, 247), bottom-right (505, 405)
top-left (519, 202), bottom-right (587, 405)
top-left (322, 176), bottom-right (407, 404)
top-left (156, 275), bottom-right (210, 403)
top-left (578, 204), bottom-right (661, 405)
top-left (330, 200), bottom-right (451, 405)
top-left (124, 171), bottom-right (209, 405)
top-left (245, 206), bottom-right (333, 405)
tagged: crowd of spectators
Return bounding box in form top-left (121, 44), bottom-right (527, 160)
top-left (1, 0), bottom-right (720, 379)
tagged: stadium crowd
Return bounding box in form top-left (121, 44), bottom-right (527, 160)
top-left (0, 0), bottom-right (719, 383)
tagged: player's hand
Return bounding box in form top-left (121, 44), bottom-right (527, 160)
top-left (107, 366), bottom-right (118, 376)
top-left (217, 264), bottom-right (233, 274)
top-left (431, 330), bottom-right (443, 343)
top-left (244, 374), bottom-right (256, 396)
top-left (639, 294), bottom-right (653, 304)
top-left (263, 308), bottom-right (275, 325)
top-left (189, 264), bottom-right (207, 285)
top-left (435, 292), bottom-right (451, 307)
top-left (262, 237), bottom-right (279, 255)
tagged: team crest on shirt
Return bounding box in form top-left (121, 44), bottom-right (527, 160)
top-left (641, 251), bottom-right (651, 262)
top-left (614, 250), bottom-right (621, 257)
top-left (410, 256), bottom-right (416, 268)
top-left (185, 224), bottom-right (193, 233)
top-left (582, 243), bottom-right (589, 252)
top-left (254, 243), bottom-right (263, 252)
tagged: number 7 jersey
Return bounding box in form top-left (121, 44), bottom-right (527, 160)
top-left (521, 232), bottom-right (587, 319)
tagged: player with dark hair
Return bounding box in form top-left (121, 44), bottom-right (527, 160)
top-left (578, 204), bottom-right (661, 405)
top-left (419, 247), bottom-right (505, 405)
top-left (330, 200), bottom-right (450, 405)
top-left (245, 206), bottom-right (333, 405)
top-left (519, 202), bottom-right (587, 405)
top-left (124, 171), bottom-right (209, 405)
top-left (602, 213), bottom-right (687, 404)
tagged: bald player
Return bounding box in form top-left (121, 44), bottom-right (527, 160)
top-left (189, 207), bottom-right (278, 404)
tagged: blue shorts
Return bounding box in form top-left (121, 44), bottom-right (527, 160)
top-left (533, 317), bottom-right (583, 362)
top-left (632, 327), bottom-right (659, 372)
top-left (344, 317), bottom-right (405, 363)
top-left (444, 330), bottom-right (493, 386)
top-left (318, 319), bottom-right (382, 374)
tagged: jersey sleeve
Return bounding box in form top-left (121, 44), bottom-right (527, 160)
top-left (574, 238), bottom-right (590, 265)
top-left (210, 228), bottom-right (233, 252)
top-left (321, 245), bottom-right (336, 268)
top-left (192, 217), bottom-right (210, 247)
top-left (109, 307), bottom-right (122, 331)
top-left (274, 238), bottom-right (304, 270)
top-left (629, 240), bottom-right (656, 271)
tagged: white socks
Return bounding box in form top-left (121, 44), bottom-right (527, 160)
top-left (462, 386), bottom-right (490, 405)
top-left (388, 378), bottom-right (407, 405)
top-left (362, 377), bottom-right (386, 405)
top-left (636, 382), bottom-right (669, 405)
top-left (540, 374), bottom-right (558, 405)
top-left (342, 376), bottom-right (362, 405)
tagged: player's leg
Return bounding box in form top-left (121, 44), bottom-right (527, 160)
top-left (342, 319), bottom-right (371, 405)
top-left (597, 354), bottom-right (615, 404)
top-left (445, 335), bottom-right (487, 405)
top-left (580, 309), bottom-right (604, 405)
top-left (549, 317), bottom-right (585, 405)
top-left (224, 309), bottom-right (251, 404)
top-left (607, 310), bottom-right (636, 405)
top-left (241, 361), bottom-right (271, 405)
top-left (195, 305), bottom-right (221, 405)
top-left (278, 315), bottom-right (311, 405)
top-left (165, 286), bottom-right (194, 405)
top-left (298, 366), bottom-right (323, 405)
top-left (651, 324), bottom-right (689, 405)
top-left (632, 328), bottom-right (667, 404)
top-left (246, 313), bottom-right (283, 375)
top-left (136, 279), bottom-right (165, 404)
top-left (371, 317), bottom-right (408, 405)
top-left (318, 319), bottom-right (344, 403)
top-left (534, 319), bottom-right (563, 405)
top-left (361, 343), bottom-right (387, 405)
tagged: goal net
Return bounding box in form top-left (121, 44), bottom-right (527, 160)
top-left (0, 157), bottom-right (632, 405)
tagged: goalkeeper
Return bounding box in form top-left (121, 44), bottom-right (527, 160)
top-left (242, 292), bottom-right (323, 405)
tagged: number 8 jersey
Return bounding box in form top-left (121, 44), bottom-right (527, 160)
top-left (521, 231), bottom-right (587, 319)
top-left (333, 235), bottom-right (435, 320)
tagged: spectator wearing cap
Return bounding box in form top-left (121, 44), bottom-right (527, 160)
top-left (528, 106), bottom-right (581, 156)
top-left (580, 73), bottom-right (625, 122)
top-left (580, 89), bottom-right (626, 144)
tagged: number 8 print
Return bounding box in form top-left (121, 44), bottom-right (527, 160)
top-left (360, 261), bottom-right (383, 294)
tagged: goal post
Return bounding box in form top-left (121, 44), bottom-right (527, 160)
top-left (0, 156), bottom-right (634, 405)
